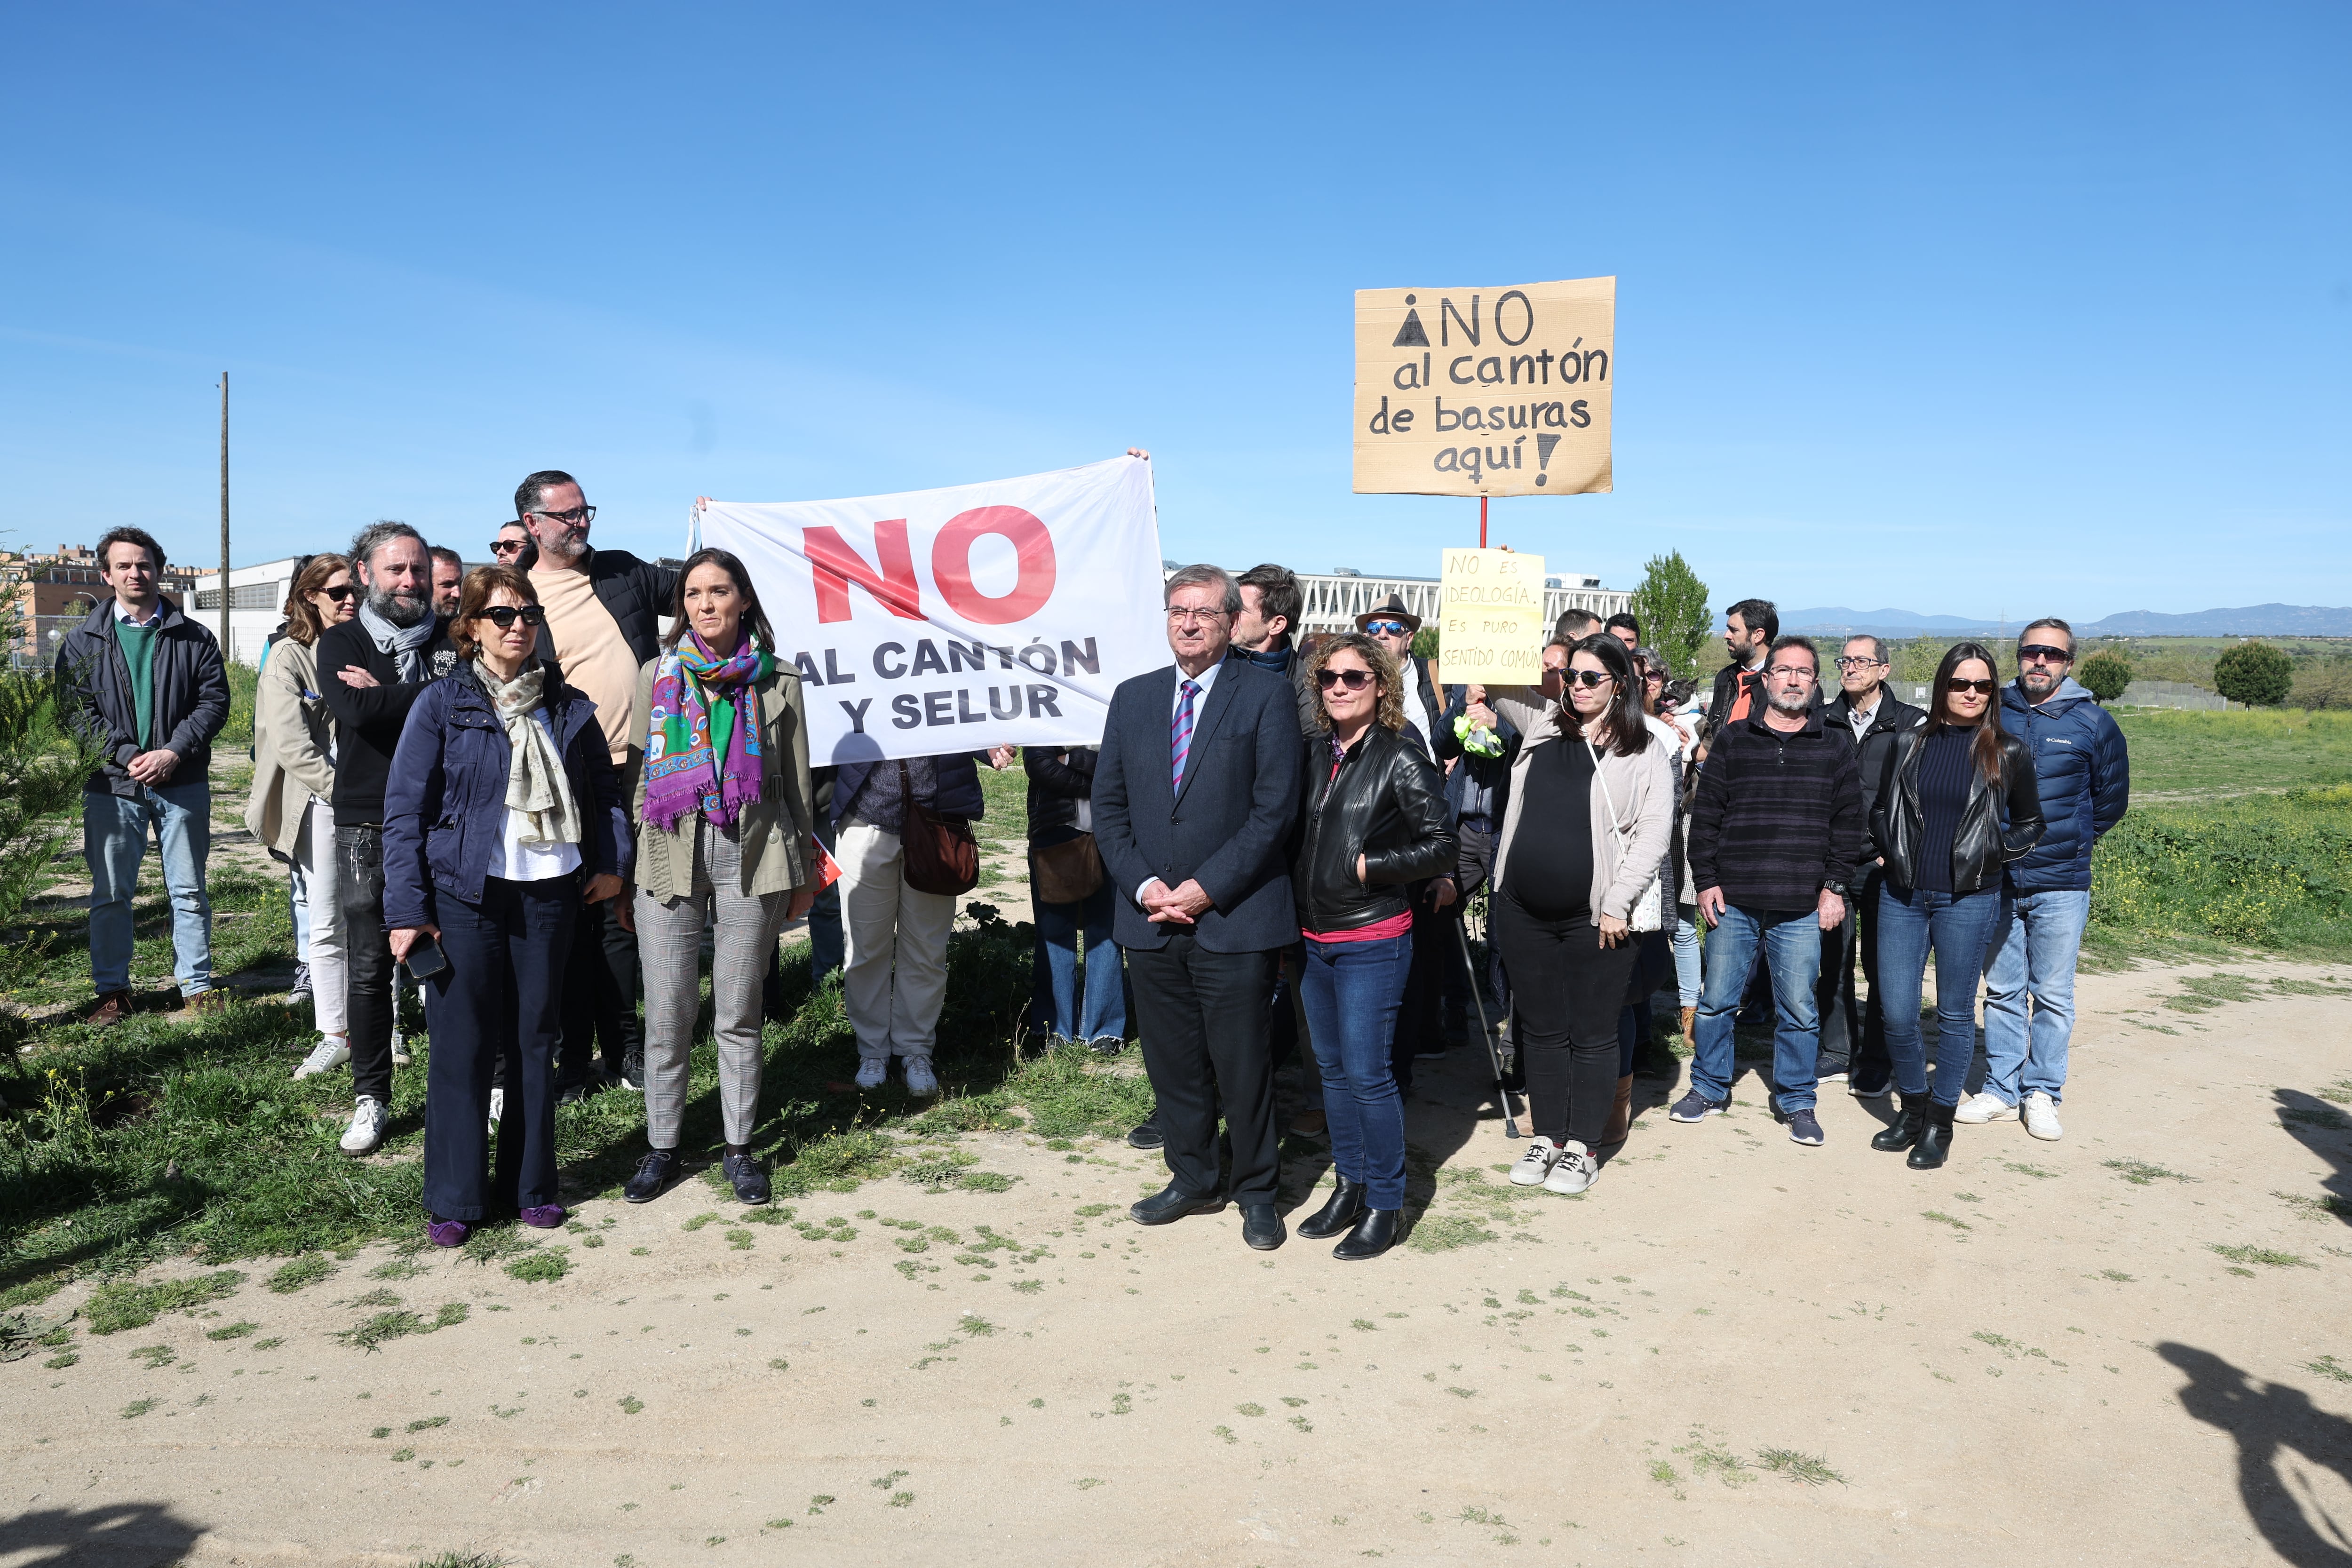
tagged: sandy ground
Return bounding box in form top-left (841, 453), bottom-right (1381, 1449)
top-left (6, 944), bottom-right (2351, 1568)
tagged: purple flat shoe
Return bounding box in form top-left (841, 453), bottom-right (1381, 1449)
top-left (519, 1204), bottom-right (567, 1229)
top-left (426, 1218), bottom-right (471, 1248)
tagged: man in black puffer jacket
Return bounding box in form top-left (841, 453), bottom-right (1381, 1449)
top-left (1817, 635), bottom-right (1927, 1096)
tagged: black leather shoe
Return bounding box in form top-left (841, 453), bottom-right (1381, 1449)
top-left (1126, 1114), bottom-right (1165, 1151)
top-left (1295, 1177), bottom-right (1365, 1240)
top-left (1129, 1185), bottom-right (1224, 1225)
top-left (1333, 1208), bottom-right (1400, 1261)
top-left (1908, 1100), bottom-right (1956, 1170)
top-left (1871, 1092), bottom-right (1928, 1153)
top-left (723, 1150), bottom-right (771, 1205)
top-left (623, 1148), bottom-right (678, 1204)
top-left (1240, 1202), bottom-right (1286, 1251)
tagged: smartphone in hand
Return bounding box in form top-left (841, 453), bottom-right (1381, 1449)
top-left (402, 933), bottom-right (448, 981)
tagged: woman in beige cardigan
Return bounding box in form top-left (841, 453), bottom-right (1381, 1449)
top-left (244, 554), bottom-right (358, 1073)
top-left (620, 549), bottom-right (819, 1208)
top-left (1470, 633), bottom-right (1673, 1197)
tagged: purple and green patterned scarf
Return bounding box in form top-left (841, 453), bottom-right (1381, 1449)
top-left (642, 633), bottom-right (773, 832)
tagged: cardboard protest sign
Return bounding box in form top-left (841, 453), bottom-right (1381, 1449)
top-left (1438, 549), bottom-right (1548, 682)
top-left (1353, 277), bottom-right (1614, 498)
top-left (699, 456), bottom-right (1166, 766)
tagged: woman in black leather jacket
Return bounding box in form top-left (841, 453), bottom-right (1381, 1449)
top-left (1867, 641), bottom-right (2045, 1169)
top-left (1289, 633), bottom-right (1455, 1260)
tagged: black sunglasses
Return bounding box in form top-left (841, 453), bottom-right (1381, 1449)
top-left (2018, 644), bottom-right (2072, 663)
top-left (1316, 668), bottom-right (1377, 691)
top-left (476, 605), bottom-right (547, 629)
top-left (1945, 677), bottom-right (1997, 695)
top-left (319, 584), bottom-right (356, 602)
top-left (1564, 669), bottom-right (1614, 688)
top-left (489, 538), bottom-right (527, 556)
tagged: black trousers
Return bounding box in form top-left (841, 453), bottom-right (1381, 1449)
top-left (1128, 934), bottom-right (1280, 1203)
top-left (1816, 862), bottom-right (1890, 1079)
top-left (1444, 818), bottom-right (1509, 1029)
top-left (421, 875), bottom-right (576, 1222)
top-left (559, 890), bottom-right (643, 1085)
top-left (1490, 891), bottom-right (1638, 1147)
top-left (335, 826), bottom-right (397, 1106)
top-left (1389, 894), bottom-right (1447, 1090)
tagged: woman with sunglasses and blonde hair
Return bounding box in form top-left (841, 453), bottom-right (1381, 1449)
top-left (1287, 631), bottom-right (1454, 1260)
top-left (1868, 641), bottom-right (2044, 1169)
top-left (247, 554), bottom-right (359, 1074)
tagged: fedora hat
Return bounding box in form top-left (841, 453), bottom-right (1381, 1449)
top-left (1353, 592), bottom-right (1422, 636)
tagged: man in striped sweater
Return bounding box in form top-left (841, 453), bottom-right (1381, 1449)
top-left (1671, 636), bottom-right (1866, 1147)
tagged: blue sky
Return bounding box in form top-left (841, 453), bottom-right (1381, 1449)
top-left (3, 3), bottom-right (2344, 621)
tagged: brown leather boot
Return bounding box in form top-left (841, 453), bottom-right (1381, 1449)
top-left (1599, 1074), bottom-right (1635, 1146)
top-left (86, 989), bottom-right (134, 1027)
top-left (1678, 1005), bottom-right (1696, 1040)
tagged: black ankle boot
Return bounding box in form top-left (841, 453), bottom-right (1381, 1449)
top-left (1871, 1092), bottom-right (1928, 1153)
top-left (1907, 1100), bottom-right (1956, 1169)
top-left (1296, 1177), bottom-right (1365, 1240)
top-left (1332, 1208), bottom-right (1400, 1261)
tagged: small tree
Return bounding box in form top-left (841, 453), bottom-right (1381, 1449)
top-left (2076, 650), bottom-right (2132, 704)
top-left (2213, 640), bottom-right (2294, 707)
top-left (1628, 550), bottom-right (1710, 679)
top-left (0, 581), bottom-right (110, 992)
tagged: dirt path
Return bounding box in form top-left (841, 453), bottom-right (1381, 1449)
top-left (6, 959), bottom-right (2350, 1567)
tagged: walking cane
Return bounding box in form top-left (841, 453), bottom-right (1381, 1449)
top-left (1452, 912), bottom-right (1522, 1140)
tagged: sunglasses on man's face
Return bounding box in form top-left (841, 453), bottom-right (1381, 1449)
top-left (1316, 668), bottom-right (1377, 691)
top-left (2018, 644), bottom-right (2072, 664)
top-left (1362, 621), bottom-right (1411, 637)
top-left (490, 538), bottom-right (526, 557)
top-left (318, 585), bottom-right (356, 603)
top-left (1946, 677), bottom-right (1997, 696)
top-left (477, 605), bottom-right (547, 629)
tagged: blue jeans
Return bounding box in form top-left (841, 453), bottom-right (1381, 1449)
top-left (1981, 888), bottom-right (2090, 1106)
top-left (1691, 905), bottom-right (1825, 1112)
top-left (1672, 911), bottom-right (1702, 1007)
top-left (1299, 932), bottom-right (1413, 1209)
top-left (1031, 881), bottom-right (1125, 1042)
top-left (1875, 883), bottom-right (2011, 1106)
top-left (84, 781), bottom-right (213, 995)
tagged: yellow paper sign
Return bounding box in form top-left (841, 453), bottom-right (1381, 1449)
top-left (1438, 548), bottom-right (1548, 680)
top-left (1353, 277), bottom-right (1614, 497)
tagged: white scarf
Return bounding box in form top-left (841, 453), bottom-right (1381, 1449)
top-left (475, 660), bottom-right (581, 846)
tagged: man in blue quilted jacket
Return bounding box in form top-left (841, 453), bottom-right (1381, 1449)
top-left (1962, 618), bottom-right (2130, 1141)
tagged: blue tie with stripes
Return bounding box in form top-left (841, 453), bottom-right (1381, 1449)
top-left (1171, 678), bottom-right (1200, 791)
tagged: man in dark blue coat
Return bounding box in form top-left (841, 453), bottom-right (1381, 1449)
top-left (1093, 563), bottom-right (1303, 1249)
top-left (1965, 619), bottom-right (2130, 1142)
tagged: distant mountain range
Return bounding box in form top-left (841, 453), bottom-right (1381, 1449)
top-left (1778, 604), bottom-right (2352, 639)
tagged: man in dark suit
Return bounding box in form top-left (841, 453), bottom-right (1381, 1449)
top-left (1093, 563), bottom-right (1303, 1250)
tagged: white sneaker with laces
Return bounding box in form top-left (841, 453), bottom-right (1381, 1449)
top-left (1544, 1140), bottom-right (1599, 1195)
top-left (854, 1057), bottom-right (888, 1090)
top-left (487, 1086), bottom-right (504, 1135)
top-left (340, 1095), bottom-right (388, 1156)
top-left (1953, 1091), bottom-right (2017, 1125)
top-left (2022, 1090), bottom-right (2064, 1141)
top-left (294, 1037), bottom-right (350, 1080)
top-left (1508, 1137), bottom-right (1561, 1186)
top-left (903, 1056), bottom-right (939, 1098)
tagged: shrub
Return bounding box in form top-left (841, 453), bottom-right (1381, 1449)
top-left (2214, 641), bottom-right (2294, 708)
top-left (2076, 650), bottom-right (2132, 704)
top-left (2089, 785), bottom-right (2352, 953)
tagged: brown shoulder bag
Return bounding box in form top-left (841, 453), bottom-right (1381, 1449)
top-left (898, 759), bottom-right (979, 896)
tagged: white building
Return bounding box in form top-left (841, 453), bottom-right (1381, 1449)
top-left (188, 557), bottom-right (305, 665)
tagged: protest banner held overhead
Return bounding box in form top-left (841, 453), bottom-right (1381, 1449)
top-left (1353, 277), bottom-right (1615, 498)
top-left (1438, 548), bottom-right (1548, 682)
top-left (699, 456), bottom-right (1167, 766)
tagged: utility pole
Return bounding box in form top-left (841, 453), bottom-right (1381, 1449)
top-left (217, 373), bottom-right (230, 656)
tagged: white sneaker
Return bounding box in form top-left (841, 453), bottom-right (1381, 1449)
top-left (487, 1086), bottom-right (504, 1136)
top-left (340, 1096), bottom-right (389, 1156)
top-left (293, 1037), bottom-right (350, 1079)
top-left (903, 1056), bottom-right (939, 1098)
top-left (1544, 1140), bottom-right (1598, 1195)
top-left (1508, 1137), bottom-right (1561, 1186)
top-left (853, 1057), bottom-right (888, 1090)
top-left (2022, 1091), bottom-right (2064, 1141)
top-left (1953, 1091), bottom-right (2017, 1125)
top-left (390, 1035), bottom-right (412, 1067)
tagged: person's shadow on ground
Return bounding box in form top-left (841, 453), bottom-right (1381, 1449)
top-left (2273, 1088), bottom-right (2352, 1225)
top-left (0, 1501), bottom-right (204, 1566)
top-left (2159, 1342), bottom-right (2352, 1565)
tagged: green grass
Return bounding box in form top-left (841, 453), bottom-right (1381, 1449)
top-left (2113, 710), bottom-right (2352, 798)
top-left (2087, 782), bottom-right (2352, 960)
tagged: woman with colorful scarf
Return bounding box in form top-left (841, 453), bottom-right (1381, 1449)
top-left (620, 549), bottom-right (819, 1207)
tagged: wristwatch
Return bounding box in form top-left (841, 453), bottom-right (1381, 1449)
top-left (1822, 879), bottom-right (1850, 899)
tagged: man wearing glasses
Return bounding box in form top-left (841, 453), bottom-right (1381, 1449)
top-left (489, 521), bottom-right (531, 565)
top-left (1818, 637), bottom-right (1926, 1097)
top-left (1674, 636), bottom-right (1865, 1146)
top-left (1964, 619), bottom-right (2129, 1141)
top-left (516, 469), bottom-right (680, 1099)
top-left (1093, 564), bottom-right (1303, 1250)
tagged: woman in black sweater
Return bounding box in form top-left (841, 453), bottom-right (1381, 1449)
top-left (1868, 642), bottom-right (2046, 1168)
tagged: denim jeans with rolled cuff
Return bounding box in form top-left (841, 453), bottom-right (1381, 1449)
top-left (1980, 887), bottom-right (2089, 1106)
top-left (1690, 904), bottom-right (1826, 1114)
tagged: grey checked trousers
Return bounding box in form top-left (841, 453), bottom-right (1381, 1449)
top-left (636, 824), bottom-right (788, 1149)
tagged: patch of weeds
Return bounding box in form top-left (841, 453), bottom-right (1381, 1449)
top-left (900, 1152), bottom-right (983, 1190)
top-left (348, 1288), bottom-right (402, 1308)
top-left (1009, 1279), bottom-right (1044, 1295)
top-left (335, 1302), bottom-right (469, 1352)
top-left (1446, 1386), bottom-right (1476, 1399)
top-left (2276, 1192), bottom-right (2352, 1221)
top-left (2210, 1243), bottom-right (2314, 1269)
top-left (778, 1128), bottom-right (905, 1195)
top-left (2105, 1159), bottom-right (2195, 1186)
top-left (265, 1257), bottom-right (335, 1295)
top-left (724, 1230), bottom-right (755, 1250)
top-left (681, 1212), bottom-right (722, 1232)
top-left (807, 1495), bottom-right (834, 1513)
top-left (887, 1491), bottom-right (914, 1508)
top-left (251, 1337), bottom-right (283, 1350)
top-left (2100, 1270), bottom-right (2135, 1282)
top-left (389, 1447), bottom-right (415, 1462)
top-left (368, 1259), bottom-right (426, 1281)
top-left (1108, 1393), bottom-right (1133, 1415)
top-left (871, 1469), bottom-right (909, 1489)
top-left (2164, 972), bottom-right (2258, 1013)
top-left (1211, 1424), bottom-right (1237, 1444)
top-left (458, 1226), bottom-right (541, 1266)
top-left (1236, 1402), bottom-right (1266, 1417)
top-left (2306, 1355), bottom-right (2352, 1383)
top-left (120, 1399), bottom-right (159, 1419)
top-left (1406, 1216), bottom-right (1498, 1253)
top-left (128, 1344), bottom-right (175, 1369)
top-left (1075, 1477), bottom-right (1105, 1489)
top-left (1675, 1436), bottom-right (1751, 1486)
top-left (2005, 1163), bottom-right (2059, 1179)
top-left (960, 1314), bottom-right (997, 1336)
top-left (959, 1171), bottom-right (1016, 1193)
top-left (1756, 1448), bottom-right (1846, 1486)
top-left (503, 1248), bottom-right (570, 1283)
top-left (1922, 1211), bottom-right (1971, 1231)
top-left (44, 1351), bottom-right (79, 1369)
top-left (618, 1394), bottom-right (644, 1415)
top-left (86, 1270), bottom-right (247, 1335)
top-left (1351, 1318), bottom-right (1377, 1331)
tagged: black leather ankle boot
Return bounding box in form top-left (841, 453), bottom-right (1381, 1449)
top-left (1332, 1208), bottom-right (1400, 1261)
top-left (1907, 1099), bottom-right (1956, 1170)
top-left (1871, 1092), bottom-right (1928, 1153)
top-left (1295, 1177), bottom-right (1365, 1240)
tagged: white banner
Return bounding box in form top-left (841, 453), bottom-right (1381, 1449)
top-left (699, 456), bottom-right (1167, 767)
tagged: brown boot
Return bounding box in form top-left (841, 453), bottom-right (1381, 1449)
top-left (86, 990), bottom-right (135, 1027)
top-left (1599, 1074), bottom-right (1635, 1146)
top-left (1678, 1005), bottom-right (1696, 1040)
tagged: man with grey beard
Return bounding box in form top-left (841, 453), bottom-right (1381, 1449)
top-left (318, 521), bottom-right (460, 1155)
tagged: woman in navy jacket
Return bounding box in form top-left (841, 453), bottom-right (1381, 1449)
top-left (383, 565), bottom-right (630, 1246)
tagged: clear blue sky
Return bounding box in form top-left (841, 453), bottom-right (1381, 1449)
top-left (3, 3), bottom-right (2344, 622)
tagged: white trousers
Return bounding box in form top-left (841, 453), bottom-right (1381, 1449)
top-left (291, 798), bottom-right (348, 1038)
top-left (837, 820), bottom-right (956, 1063)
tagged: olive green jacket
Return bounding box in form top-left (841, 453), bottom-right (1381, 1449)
top-left (244, 637), bottom-right (338, 857)
top-left (628, 655), bottom-right (817, 899)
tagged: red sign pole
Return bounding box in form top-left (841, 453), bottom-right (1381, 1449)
top-left (1479, 494), bottom-right (1488, 549)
